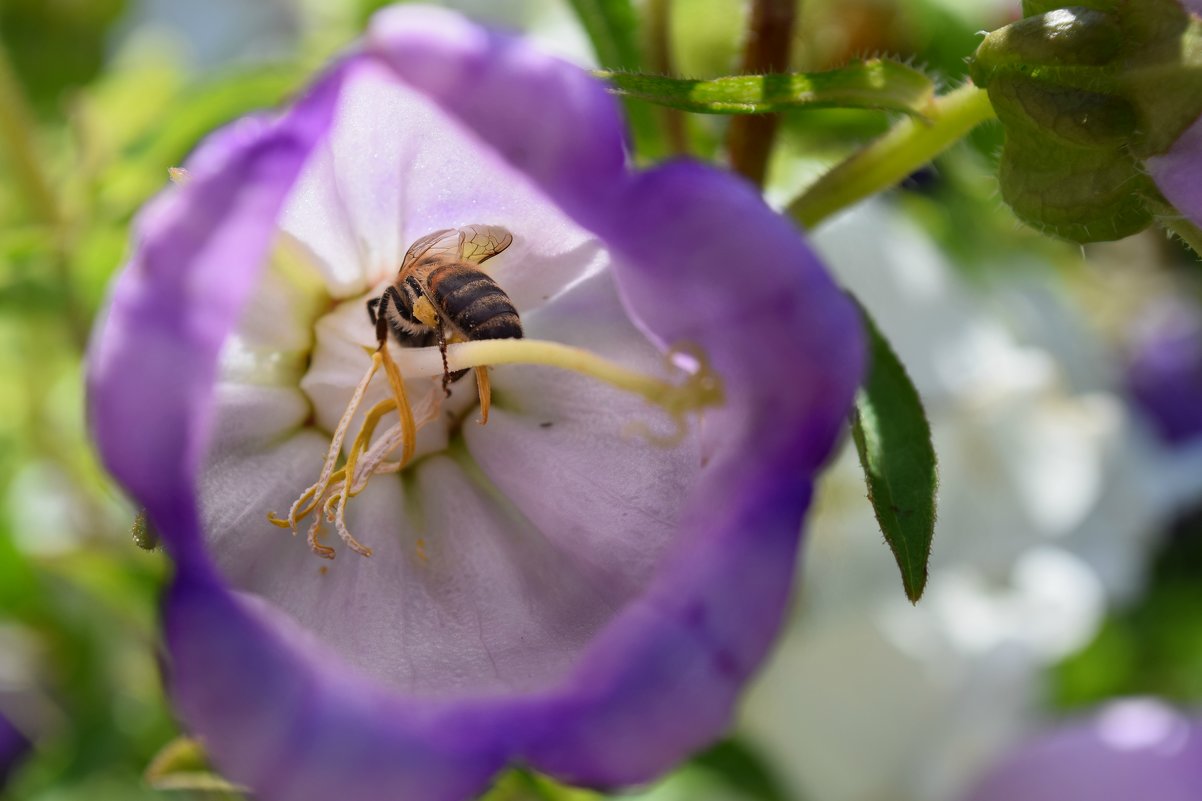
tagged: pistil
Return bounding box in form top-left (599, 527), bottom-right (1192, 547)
top-left (271, 337), bottom-right (724, 560)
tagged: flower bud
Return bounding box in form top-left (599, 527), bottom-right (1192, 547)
top-left (970, 0), bottom-right (1202, 241)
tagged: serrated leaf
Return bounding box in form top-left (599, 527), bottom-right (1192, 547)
top-left (851, 302), bottom-right (937, 604)
top-left (600, 60), bottom-right (935, 117)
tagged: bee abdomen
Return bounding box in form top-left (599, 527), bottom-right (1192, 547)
top-left (432, 267), bottom-right (523, 341)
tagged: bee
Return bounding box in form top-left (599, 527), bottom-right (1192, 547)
top-left (367, 225), bottom-right (522, 393)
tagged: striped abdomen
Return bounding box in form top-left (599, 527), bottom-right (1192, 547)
top-left (428, 262), bottom-right (523, 341)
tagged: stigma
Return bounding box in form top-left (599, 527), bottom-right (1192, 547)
top-left (269, 338), bottom-right (724, 560)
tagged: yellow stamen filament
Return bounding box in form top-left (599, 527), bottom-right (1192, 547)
top-left (270, 337), bottom-right (723, 560)
top-left (267, 352), bottom-right (381, 532)
top-left (474, 366), bottom-right (491, 425)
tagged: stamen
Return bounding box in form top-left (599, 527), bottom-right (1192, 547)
top-left (274, 336), bottom-right (723, 560)
top-left (377, 342), bottom-right (418, 467)
top-left (474, 366), bottom-right (491, 425)
top-left (268, 352), bottom-right (382, 532)
top-left (432, 339), bottom-right (725, 430)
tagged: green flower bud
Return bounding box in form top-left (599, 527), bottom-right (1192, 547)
top-left (970, 0), bottom-right (1202, 242)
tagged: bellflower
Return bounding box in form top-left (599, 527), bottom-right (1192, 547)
top-left (961, 699), bottom-right (1202, 801)
top-left (86, 6), bottom-right (863, 801)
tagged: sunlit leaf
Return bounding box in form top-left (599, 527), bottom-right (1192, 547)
top-left (599, 61), bottom-right (935, 117)
top-left (851, 301), bottom-right (937, 604)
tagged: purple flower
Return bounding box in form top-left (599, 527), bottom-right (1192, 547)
top-left (1125, 300), bottom-right (1202, 445)
top-left (87, 6), bottom-right (863, 800)
top-left (961, 698), bottom-right (1202, 801)
top-left (0, 712), bottom-right (30, 790)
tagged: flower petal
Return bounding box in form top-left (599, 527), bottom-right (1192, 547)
top-left (1147, 112), bottom-right (1202, 228)
top-left (369, 9), bottom-right (864, 777)
top-left (164, 575), bottom-right (509, 801)
top-left (0, 712), bottom-right (29, 789)
top-left (279, 59), bottom-right (608, 306)
top-left (963, 699), bottom-right (1202, 801)
top-left (366, 5), bottom-right (629, 221)
top-left (508, 164), bottom-right (865, 784)
top-left (465, 270), bottom-right (700, 601)
top-left (87, 63), bottom-right (348, 564)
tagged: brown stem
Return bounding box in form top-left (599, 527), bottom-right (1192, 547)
top-left (646, 0), bottom-right (689, 154)
top-left (726, 0), bottom-right (797, 186)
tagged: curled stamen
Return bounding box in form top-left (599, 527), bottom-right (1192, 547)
top-left (268, 353), bottom-right (382, 532)
top-left (377, 342), bottom-right (418, 467)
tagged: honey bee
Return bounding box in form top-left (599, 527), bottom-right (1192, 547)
top-left (368, 225), bottom-right (522, 393)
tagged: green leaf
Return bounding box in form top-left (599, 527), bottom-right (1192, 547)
top-left (144, 737), bottom-right (247, 796)
top-left (850, 301), bottom-right (937, 604)
top-left (689, 738), bottom-right (793, 801)
top-left (564, 0), bottom-right (666, 159)
top-left (479, 769), bottom-right (602, 801)
top-left (599, 60), bottom-right (935, 117)
top-left (564, 0), bottom-right (642, 70)
top-left (969, 0), bottom-right (1202, 242)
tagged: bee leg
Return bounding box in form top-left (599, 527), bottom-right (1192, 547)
top-left (436, 328), bottom-right (452, 398)
top-left (376, 286), bottom-right (409, 347)
top-left (366, 295), bottom-right (381, 326)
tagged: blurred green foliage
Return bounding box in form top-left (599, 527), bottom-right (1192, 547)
top-left (0, 1), bottom-right (1196, 799)
top-left (1054, 507), bottom-right (1202, 707)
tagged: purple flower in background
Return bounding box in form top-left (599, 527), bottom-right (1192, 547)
top-left (0, 712), bottom-right (30, 790)
top-left (1125, 301), bottom-right (1202, 445)
top-left (961, 698), bottom-right (1202, 801)
top-left (87, 5), bottom-right (863, 800)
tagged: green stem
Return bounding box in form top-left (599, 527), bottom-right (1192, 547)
top-left (787, 82), bottom-right (996, 228)
top-left (0, 43), bottom-right (61, 226)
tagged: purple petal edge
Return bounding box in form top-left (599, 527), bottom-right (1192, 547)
top-left (0, 712), bottom-right (30, 789)
top-left (1147, 111), bottom-right (1202, 230)
top-left (90, 6), bottom-right (866, 800)
top-left (87, 62), bottom-right (348, 569)
top-left (962, 699), bottom-right (1202, 801)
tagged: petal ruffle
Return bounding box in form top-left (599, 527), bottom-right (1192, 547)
top-left (1147, 112), bottom-right (1202, 229)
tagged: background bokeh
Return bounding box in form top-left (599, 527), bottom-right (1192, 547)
top-left (3, 1), bottom-right (1202, 800)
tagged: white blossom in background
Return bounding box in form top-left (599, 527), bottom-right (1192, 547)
top-left (730, 201), bottom-right (1202, 801)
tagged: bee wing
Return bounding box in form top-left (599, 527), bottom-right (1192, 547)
top-left (400, 227), bottom-right (458, 270)
top-left (457, 224), bottom-right (514, 265)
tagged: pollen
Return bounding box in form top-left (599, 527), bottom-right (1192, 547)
top-left (271, 336), bottom-right (723, 561)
